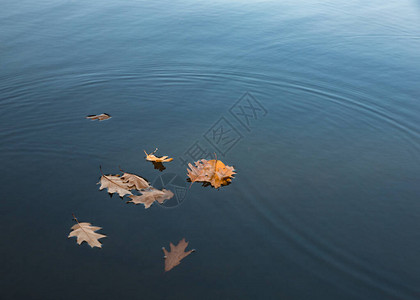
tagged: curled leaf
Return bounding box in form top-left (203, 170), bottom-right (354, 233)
top-left (144, 148), bottom-right (173, 163)
top-left (86, 113), bottom-right (111, 121)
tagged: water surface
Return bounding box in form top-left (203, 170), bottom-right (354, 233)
top-left (1, 1), bottom-right (420, 299)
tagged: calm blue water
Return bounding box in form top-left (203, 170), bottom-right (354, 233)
top-left (1, 1), bottom-right (420, 299)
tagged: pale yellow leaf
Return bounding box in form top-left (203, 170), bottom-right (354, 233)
top-left (68, 221), bottom-right (106, 248)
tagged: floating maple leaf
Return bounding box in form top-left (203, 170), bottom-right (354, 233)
top-left (127, 188), bottom-right (174, 208)
top-left (98, 173), bottom-right (133, 198)
top-left (68, 214), bottom-right (106, 248)
top-left (86, 113), bottom-right (111, 121)
top-left (187, 158), bottom-right (235, 188)
top-left (98, 174), bottom-right (133, 198)
top-left (144, 148), bottom-right (173, 163)
top-left (98, 167), bottom-right (152, 197)
top-left (162, 238), bottom-right (195, 272)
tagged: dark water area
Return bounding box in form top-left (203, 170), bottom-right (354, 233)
top-left (1, 1), bottom-right (420, 299)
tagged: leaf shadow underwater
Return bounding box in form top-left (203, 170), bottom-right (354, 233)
top-left (150, 161), bottom-right (166, 172)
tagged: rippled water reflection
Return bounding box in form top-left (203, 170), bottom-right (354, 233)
top-left (1, 1), bottom-right (419, 299)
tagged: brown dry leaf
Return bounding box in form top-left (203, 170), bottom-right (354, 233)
top-left (120, 172), bottom-right (150, 190)
top-left (98, 174), bottom-right (133, 198)
top-left (68, 215), bottom-right (106, 248)
top-left (144, 148), bottom-right (173, 163)
top-left (86, 113), bottom-right (111, 121)
top-left (187, 158), bottom-right (235, 188)
top-left (162, 238), bottom-right (195, 272)
top-left (127, 188), bottom-right (174, 208)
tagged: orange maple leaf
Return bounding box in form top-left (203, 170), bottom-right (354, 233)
top-left (187, 157), bottom-right (235, 188)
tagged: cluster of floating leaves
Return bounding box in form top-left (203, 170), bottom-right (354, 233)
top-left (98, 167), bottom-right (174, 208)
top-left (68, 114), bottom-right (236, 271)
